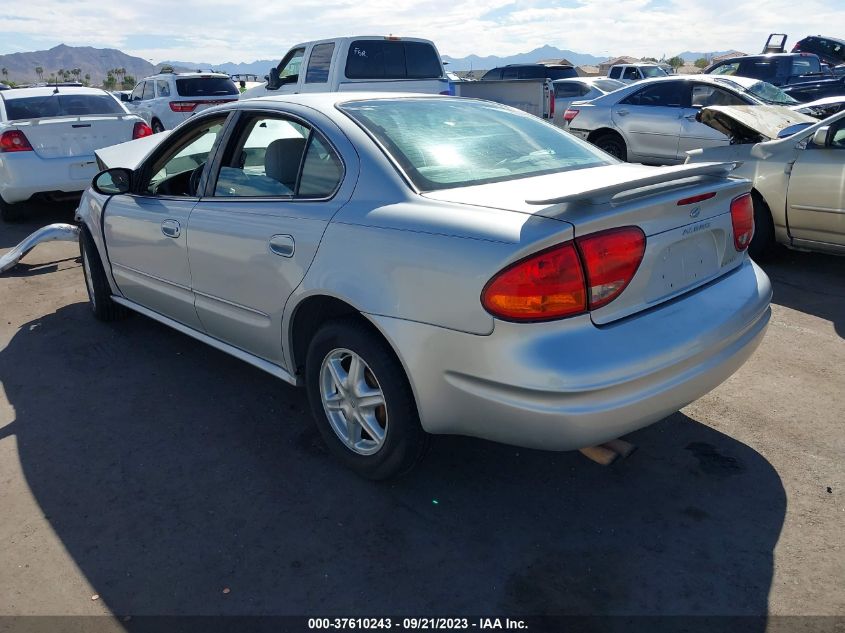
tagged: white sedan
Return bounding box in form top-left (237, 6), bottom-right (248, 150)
top-left (0, 86), bottom-right (152, 221)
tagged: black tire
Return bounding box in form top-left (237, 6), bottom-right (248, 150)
top-left (748, 191), bottom-right (776, 261)
top-left (151, 119), bottom-right (165, 134)
top-left (0, 196), bottom-right (25, 223)
top-left (79, 227), bottom-right (128, 322)
top-left (592, 132), bottom-right (627, 161)
top-left (305, 318), bottom-right (428, 480)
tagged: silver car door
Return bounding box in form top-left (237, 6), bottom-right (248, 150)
top-left (612, 81), bottom-right (683, 163)
top-left (677, 83), bottom-right (748, 158)
top-left (103, 114), bottom-right (230, 328)
top-left (187, 111), bottom-right (354, 366)
top-left (786, 119), bottom-right (845, 246)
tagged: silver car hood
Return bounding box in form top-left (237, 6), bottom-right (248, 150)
top-left (94, 131), bottom-right (171, 170)
top-left (697, 105), bottom-right (816, 142)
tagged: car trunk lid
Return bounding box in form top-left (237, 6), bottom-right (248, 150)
top-left (10, 115), bottom-right (140, 159)
top-left (425, 161), bottom-right (752, 324)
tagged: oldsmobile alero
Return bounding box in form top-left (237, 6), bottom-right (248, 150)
top-left (76, 93), bottom-right (772, 478)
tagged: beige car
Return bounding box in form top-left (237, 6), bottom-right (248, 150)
top-left (686, 105), bottom-right (845, 257)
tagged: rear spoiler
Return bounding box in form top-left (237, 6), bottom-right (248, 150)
top-left (526, 162), bottom-right (739, 206)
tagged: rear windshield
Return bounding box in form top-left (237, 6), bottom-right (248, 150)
top-left (175, 77), bottom-right (239, 97)
top-left (340, 98), bottom-right (611, 192)
top-left (545, 67), bottom-right (578, 80)
top-left (743, 80), bottom-right (799, 105)
top-left (3, 94), bottom-right (124, 121)
top-left (594, 78), bottom-right (625, 92)
top-left (345, 40), bottom-right (443, 79)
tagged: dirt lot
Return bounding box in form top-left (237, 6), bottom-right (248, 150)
top-left (0, 206), bottom-right (843, 626)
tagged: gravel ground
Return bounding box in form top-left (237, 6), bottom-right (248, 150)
top-left (0, 206), bottom-right (842, 628)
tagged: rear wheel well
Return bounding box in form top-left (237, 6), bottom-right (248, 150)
top-left (289, 296), bottom-right (379, 375)
top-left (587, 128), bottom-right (623, 144)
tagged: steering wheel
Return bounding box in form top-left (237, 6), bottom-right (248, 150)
top-left (188, 162), bottom-right (206, 196)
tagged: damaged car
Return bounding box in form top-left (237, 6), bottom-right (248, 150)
top-left (687, 106), bottom-right (845, 257)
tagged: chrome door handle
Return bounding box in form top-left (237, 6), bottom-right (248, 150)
top-left (684, 113), bottom-right (698, 121)
top-left (616, 109), bottom-right (629, 116)
top-left (161, 219), bottom-right (181, 238)
top-left (269, 234), bottom-right (295, 258)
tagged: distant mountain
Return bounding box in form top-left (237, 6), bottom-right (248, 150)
top-left (162, 60), bottom-right (280, 76)
top-left (0, 44), bottom-right (159, 85)
top-left (676, 50), bottom-right (735, 63)
top-left (442, 45), bottom-right (606, 71)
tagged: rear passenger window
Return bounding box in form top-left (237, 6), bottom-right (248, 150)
top-left (298, 136), bottom-right (343, 197)
top-left (554, 82), bottom-right (582, 98)
top-left (502, 67), bottom-right (519, 79)
top-left (213, 116), bottom-right (342, 199)
top-left (691, 85), bottom-right (746, 107)
top-left (305, 43), bottom-right (335, 83)
top-left (156, 80), bottom-right (171, 97)
top-left (621, 82), bottom-right (682, 107)
top-left (345, 40), bottom-right (442, 79)
top-left (609, 67), bottom-right (622, 79)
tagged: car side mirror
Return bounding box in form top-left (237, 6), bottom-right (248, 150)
top-left (267, 67), bottom-right (280, 90)
top-left (120, 93), bottom-right (130, 102)
top-left (812, 126), bottom-right (831, 147)
top-left (280, 73), bottom-right (299, 85)
top-left (93, 168), bottom-right (132, 195)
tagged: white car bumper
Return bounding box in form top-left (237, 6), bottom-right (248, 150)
top-left (0, 151), bottom-right (98, 204)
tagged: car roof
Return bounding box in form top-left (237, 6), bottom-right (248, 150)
top-left (248, 92), bottom-right (445, 110)
top-left (800, 35), bottom-right (845, 45)
top-left (0, 86), bottom-right (111, 100)
top-left (144, 72), bottom-right (231, 80)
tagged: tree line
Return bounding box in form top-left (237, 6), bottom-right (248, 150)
top-left (0, 66), bottom-right (135, 90)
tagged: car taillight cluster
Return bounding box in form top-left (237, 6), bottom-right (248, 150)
top-left (563, 108), bottom-right (579, 123)
top-left (132, 122), bottom-right (154, 139)
top-left (169, 99), bottom-right (237, 113)
top-left (0, 130), bottom-right (33, 153)
top-left (730, 193), bottom-right (755, 252)
top-left (482, 226), bottom-right (646, 321)
top-left (170, 101), bottom-right (200, 112)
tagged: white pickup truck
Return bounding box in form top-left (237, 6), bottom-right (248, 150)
top-left (453, 78), bottom-right (555, 120)
top-left (240, 36), bottom-right (450, 99)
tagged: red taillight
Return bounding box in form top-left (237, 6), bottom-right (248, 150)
top-left (549, 92), bottom-right (555, 118)
top-left (563, 108), bottom-right (579, 123)
top-left (677, 192), bottom-right (716, 205)
top-left (730, 193), bottom-right (754, 251)
top-left (132, 121), bottom-right (153, 139)
top-left (170, 101), bottom-right (199, 112)
top-left (0, 130), bottom-right (33, 153)
top-left (576, 227), bottom-right (646, 310)
top-left (482, 242), bottom-right (587, 321)
top-left (482, 226), bottom-right (646, 321)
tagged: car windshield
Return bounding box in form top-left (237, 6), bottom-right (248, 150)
top-left (340, 98), bottom-right (612, 192)
top-left (175, 77), bottom-right (238, 97)
top-left (640, 66), bottom-right (668, 78)
top-left (3, 94), bottom-right (124, 120)
top-left (743, 81), bottom-right (798, 105)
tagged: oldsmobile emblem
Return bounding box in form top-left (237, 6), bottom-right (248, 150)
top-left (689, 206), bottom-right (701, 218)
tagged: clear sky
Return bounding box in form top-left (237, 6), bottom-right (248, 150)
top-left (2, 0), bottom-right (843, 63)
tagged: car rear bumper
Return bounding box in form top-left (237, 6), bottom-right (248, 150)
top-left (0, 152), bottom-right (96, 203)
top-left (369, 258), bottom-right (771, 451)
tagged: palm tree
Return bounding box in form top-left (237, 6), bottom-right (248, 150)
top-left (71, 68), bottom-right (81, 83)
top-left (84, 73), bottom-right (91, 86)
top-left (35, 66), bottom-right (44, 81)
top-left (1, 68), bottom-right (8, 83)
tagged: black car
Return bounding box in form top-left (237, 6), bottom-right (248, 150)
top-left (792, 36), bottom-right (845, 71)
top-left (704, 53), bottom-right (845, 102)
top-left (480, 63), bottom-right (577, 81)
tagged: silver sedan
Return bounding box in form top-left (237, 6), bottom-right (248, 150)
top-left (76, 93), bottom-right (771, 478)
top-left (564, 75), bottom-right (805, 164)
